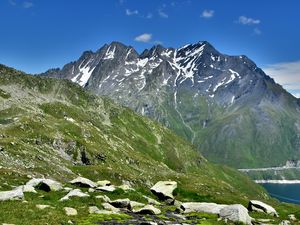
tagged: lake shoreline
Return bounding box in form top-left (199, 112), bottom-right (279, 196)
top-left (255, 180), bottom-right (300, 184)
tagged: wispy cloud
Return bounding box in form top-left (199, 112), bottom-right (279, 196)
top-left (126, 9), bottom-right (138, 16)
top-left (253, 28), bottom-right (262, 35)
top-left (201, 10), bottom-right (214, 19)
top-left (23, 1), bottom-right (34, 8)
top-left (158, 8), bottom-right (168, 18)
top-left (146, 13), bottom-right (153, 19)
top-left (8, 0), bottom-right (16, 6)
top-left (263, 60), bottom-right (300, 97)
top-left (238, 16), bottom-right (260, 25)
top-left (134, 33), bottom-right (152, 43)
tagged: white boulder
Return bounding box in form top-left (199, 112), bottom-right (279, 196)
top-left (70, 177), bottom-right (96, 188)
top-left (26, 178), bottom-right (63, 191)
top-left (60, 189), bottom-right (89, 201)
top-left (248, 200), bottom-right (278, 217)
top-left (133, 205), bottom-right (161, 215)
top-left (0, 188), bottom-right (24, 201)
top-left (180, 202), bottom-right (227, 214)
top-left (64, 207), bottom-right (78, 216)
top-left (219, 204), bottom-right (252, 225)
top-left (150, 181), bottom-right (177, 200)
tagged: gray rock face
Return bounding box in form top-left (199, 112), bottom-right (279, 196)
top-left (180, 202), bottom-right (227, 214)
top-left (150, 181), bottom-right (177, 201)
top-left (219, 204), bottom-right (252, 225)
top-left (248, 200), bottom-right (278, 217)
top-left (70, 176), bottom-right (97, 188)
top-left (41, 41), bottom-right (300, 168)
top-left (0, 188), bottom-right (24, 201)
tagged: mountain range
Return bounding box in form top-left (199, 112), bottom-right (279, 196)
top-left (42, 41), bottom-right (300, 169)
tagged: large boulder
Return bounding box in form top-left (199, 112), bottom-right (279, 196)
top-left (219, 204), bottom-right (252, 225)
top-left (0, 188), bottom-right (24, 201)
top-left (248, 200), bottom-right (278, 217)
top-left (133, 205), bottom-right (161, 215)
top-left (60, 189), bottom-right (90, 201)
top-left (26, 178), bottom-right (63, 191)
top-left (150, 181), bottom-right (177, 201)
top-left (180, 202), bottom-right (227, 214)
top-left (70, 177), bottom-right (96, 188)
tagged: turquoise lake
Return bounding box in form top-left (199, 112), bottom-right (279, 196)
top-left (261, 183), bottom-right (300, 205)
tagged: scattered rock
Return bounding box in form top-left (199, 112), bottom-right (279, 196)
top-left (70, 177), bottom-right (96, 188)
top-left (102, 203), bottom-right (120, 212)
top-left (63, 187), bottom-right (73, 192)
top-left (89, 206), bottom-right (117, 214)
top-left (133, 204), bottom-right (161, 215)
top-left (109, 198), bottom-right (130, 208)
top-left (60, 189), bottom-right (90, 201)
top-left (26, 178), bottom-right (63, 192)
top-left (0, 188), bottom-right (24, 201)
top-left (118, 184), bottom-right (133, 191)
top-left (219, 204), bottom-right (252, 225)
top-left (279, 220), bottom-right (291, 225)
top-left (150, 181), bottom-right (177, 201)
top-left (96, 185), bottom-right (116, 192)
top-left (288, 214), bottom-right (297, 221)
top-left (95, 195), bottom-right (111, 202)
top-left (88, 188), bottom-right (95, 193)
top-left (96, 180), bottom-right (111, 186)
top-left (36, 204), bottom-right (52, 209)
top-left (143, 195), bottom-right (160, 205)
top-left (64, 207), bottom-right (78, 216)
top-left (129, 201), bottom-right (145, 210)
top-left (248, 200), bottom-right (278, 217)
top-left (180, 202), bottom-right (227, 214)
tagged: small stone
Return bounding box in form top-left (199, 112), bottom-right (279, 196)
top-left (36, 204), bottom-right (51, 210)
top-left (96, 185), bottom-right (116, 192)
top-left (88, 188), bottom-right (95, 193)
top-left (95, 195), bottom-right (111, 202)
top-left (288, 214), bottom-right (297, 221)
top-left (64, 207), bottom-right (78, 216)
top-left (102, 203), bottom-right (120, 212)
top-left (96, 180), bottom-right (111, 186)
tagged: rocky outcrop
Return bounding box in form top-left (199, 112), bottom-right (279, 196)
top-left (70, 177), bottom-right (96, 188)
top-left (150, 181), bottom-right (177, 201)
top-left (219, 204), bottom-right (252, 225)
top-left (248, 200), bottom-right (278, 217)
top-left (180, 202), bottom-right (227, 214)
top-left (0, 188), bottom-right (24, 201)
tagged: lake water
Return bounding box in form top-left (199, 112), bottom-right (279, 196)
top-left (261, 183), bottom-right (300, 205)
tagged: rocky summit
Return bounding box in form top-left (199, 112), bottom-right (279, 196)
top-left (42, 41), bottom-right (300, 169)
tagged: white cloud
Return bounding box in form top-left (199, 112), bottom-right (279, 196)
top-left (158, 9), bottom-right (168, 18)
top-left (23, 1), bottom-right (34, 8)
top-left (238, 16), bottom-right (260, 25)
top-left (201, 10), bottom-right (214, 19)
top-left (134, 33), bottom-right (152, 43)
top-left (126, 9), bottom-right (138, 16)
top-left (263, 60), bottom-right (300, 97)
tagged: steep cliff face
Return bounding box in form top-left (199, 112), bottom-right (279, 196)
top-left (41, 41), bottom-right (300, 168)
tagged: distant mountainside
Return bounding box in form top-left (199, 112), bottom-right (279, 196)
top-left (0, 64), bottom-right (267, 204)
top-left (41, 41), bottom-right (300, 169)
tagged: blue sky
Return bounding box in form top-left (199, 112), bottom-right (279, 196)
top-left (1, 0), bottom-right (300, 96)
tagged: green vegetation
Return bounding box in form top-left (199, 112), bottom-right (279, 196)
top-left (0, 64), bottom-right (299, 224)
